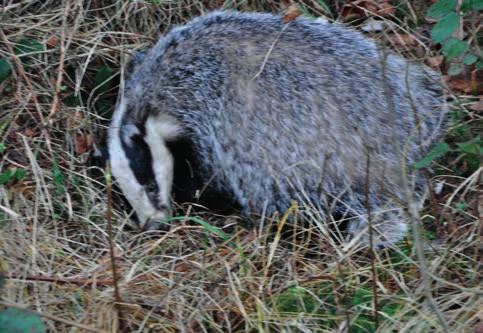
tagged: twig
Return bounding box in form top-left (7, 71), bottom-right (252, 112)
top-left (0, 273), bottom-right (114, 286)
top-left (0, 272), bottom-right (160, 287)
top-left (336, 260), bottom-right (351, 333)
top-left (378, 44), bottom-right (449, 333)
top-left (0, 301), bottom-right (107, 333)
top-left (477, 189), bottom-right (482, 282)
top-left (105, 161), bottom-right (127, 332)
top-left (407, 198), bottom-right (450, 332)
top-left (47, 0), bottom-right (71, 121)
top-left (364, 150), bottom-right (380, 329)
top-left (250, 23), bottom-right (289, 82)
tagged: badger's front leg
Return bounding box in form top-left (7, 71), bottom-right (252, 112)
top-left (108, 99), bottom-right (181, 230)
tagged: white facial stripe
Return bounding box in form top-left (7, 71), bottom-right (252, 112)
top-left (108, 98), bottom-right (161, 228)
top-left (143, 114), bottom-right (183, 226)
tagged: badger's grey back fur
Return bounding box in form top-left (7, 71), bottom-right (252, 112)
top-left (109, 11), bottom-right (446, 247)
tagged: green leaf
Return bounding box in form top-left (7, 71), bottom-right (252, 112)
top-left (464, 155), bottom-right (480, 172)
top-left (0, 169), bottom-right (15, 185)
top-left (351, 315), bottom-right (376, 333)
top-left (94, 65), bottom-right (114, 93)
top-left (168, 216), bottom-right (230, 241)
top-left (0, 143), bottom-right (6, 153)
top-left (0, 307), bottom-right (47, 333)
top-left (13, 38), bottom-right (44, 55)
top-left (414, 142), bottom-right (450, 169)
top-left (442, 38), bottom-right (469, 60)
top-left (316, 0), bottom-right (331, 14)
top-left (381, 303), bottom-right (401, 317)
top-left (351, 288), bottom-right (372, 307)
top-left (15, 169), bottom-right (27, 181)
top-left (0, 270), bottom-right (5, 288)
top-left (461, 0), bottom-right (483, 12)
top-left (95, 99), bottom-right (114, 118)
top-left (431, 12), bottom-right (459, 44)
top-left (476, 60), bottom-right (483, 70)
top-left (463, 53), bottom-right (478, 65)
top-left (0, 57), bottom-right (12, 83)
top-left (63, 93), bottom-right (81, 107)
top-left (424, 230), bottom-right (437, 240)
top-left (52, 162), bottom-right (65, 194)
top-left (454, 201), bottom-right (466, 211)
top-left (448, 62), bottom-right (464, 76)
top-left (428, 0), bottom-right (457, 19)
top-left (0, 212), bottom-right (7, 229)
top-left (456, 136), bottom-right (482, 155)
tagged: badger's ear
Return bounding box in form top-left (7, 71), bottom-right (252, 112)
top-left (132, 50), bottom-right (146, 64)
top-left (124, 49), bottom-right (148, 79)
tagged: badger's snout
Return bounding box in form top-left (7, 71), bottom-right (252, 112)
top-left (142, 210), bottom-right (172, 231)
top-left (108, 94), bottom-right (181, 232)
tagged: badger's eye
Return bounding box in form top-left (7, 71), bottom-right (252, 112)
top-left (145, 182), bottom-right (158, 193)
top-left (120, 123), bottom-right (141, 146)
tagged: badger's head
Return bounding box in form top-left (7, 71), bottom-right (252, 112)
top-left (108, 96), bottom-right (182, 231)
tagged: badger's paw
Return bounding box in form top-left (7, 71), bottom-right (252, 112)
top-left (346, 209), bottom-right (408, 249)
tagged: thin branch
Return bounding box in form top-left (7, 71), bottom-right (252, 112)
top-left (47, 0), bottom-right (71, 121)
top-left (250, 23), bottom-right (289, 82)
top-left (105, 161), bottom-right (127, 331)
top-left (364, 150), bottom-right (380, 329)
top-left (337, 260), bottom-right (352, 333)
top-left (380, 45), bottom-right (449, 333)
top-left (0, 272), bottom-right (160, 287)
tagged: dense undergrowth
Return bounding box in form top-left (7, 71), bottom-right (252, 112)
top-left (0, 1), bottom-right (481, 332)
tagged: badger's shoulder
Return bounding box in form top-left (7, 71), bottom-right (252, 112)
top-left (152, 11), bottom-right (380, 58)
top-left (122, 11), bottom-right (444, 129)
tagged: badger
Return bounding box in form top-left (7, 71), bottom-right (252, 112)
top-left (108, 11), bottom-right (446, 247)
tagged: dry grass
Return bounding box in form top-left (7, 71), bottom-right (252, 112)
top-left (0, 1), bottom-right (481, 332)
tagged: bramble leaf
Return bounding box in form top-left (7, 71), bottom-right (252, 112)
top-left (463, 54), bottom-right (478, 65)
top-left (414, 142), bottom-right (450, 169)
top-left (0, 307), bottom-right (47, 333)
top-left (456, 136), bottom-right (482, 155)
top-left (0, 57), bottom-right (12, 83)
top-left (461, 0), bottom-right (483, 12)
top-left (442, 38), bottom-right (469, 60)
top-left (13, 38), bottom-right (44, 55)
top-left (448, 63), bottom-right (464, 76)
top-left (431, 12), bottom-right (459, 44)
top-left (94, 65), bottom-right (114, 93)
top-left (428, 0), bottom-right (457, 19)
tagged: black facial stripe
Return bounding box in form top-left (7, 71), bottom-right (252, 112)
top-left (119, 122), bottom-right (161, 208)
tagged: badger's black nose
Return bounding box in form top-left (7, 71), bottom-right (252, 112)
top-left (143, 217), bottom-right (171, 232)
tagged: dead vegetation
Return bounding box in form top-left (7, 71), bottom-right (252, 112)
top-left (0, 1), bottom-right (481, 332)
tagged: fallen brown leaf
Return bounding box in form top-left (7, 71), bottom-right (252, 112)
top-left (341, 0), bottom-right (396, 20)
top-left (427, 56), bottom-right (444, 69)
top-left (468, 99), bottom-right (483, 111)
top-left (445, 69), bottom-right (482, 94)
top-left (175, 262), bottom-right (189, 273)
top-left (282, 4), bottom-right (302, 23)
top-left (474, 321), bottom-right (483, 333)
top-left (23, 128), bottom-right (36, 137)
top-left (218, 247), bottom-right (232, 257)
top-left (74, 131), bottom-right (93, 155)
top-left (387, 33), bottom-right (417, 46)
top-left (46, 35), bottom-right (59, 48)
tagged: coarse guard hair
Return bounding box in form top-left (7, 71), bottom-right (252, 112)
top-left (108, 11), bottom-right (446, 248)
